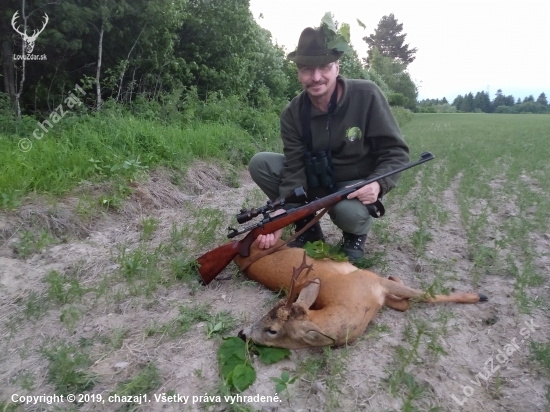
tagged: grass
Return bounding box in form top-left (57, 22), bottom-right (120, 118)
top-left (12, 229), bottom-right (57, 258)
top-left (140, 217), bottom-right (159, 241)
top-left (0, 99), bottom-right (283, 207)
top-left (145, 303), bottom-right (237, 339)
top-left (46, 270), bottom-right (85, 305)
top-left (42, 342), bottom-right (96, 394)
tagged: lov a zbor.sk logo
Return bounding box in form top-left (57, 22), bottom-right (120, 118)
top-left (11, 10), bottom-right (48, 61)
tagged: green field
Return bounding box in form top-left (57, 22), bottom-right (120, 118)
top-left (1, 113), bottom-right (549, 411)
top-left (398, 114), bottom-right (550, 295)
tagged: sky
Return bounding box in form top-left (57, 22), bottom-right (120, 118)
top-left (249, 0), bottom-right (550, 102)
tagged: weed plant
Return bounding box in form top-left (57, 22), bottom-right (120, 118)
top-left (42, 343), bottom-right (96, 394)
top-left (111, 363), bottom-right (160, 405)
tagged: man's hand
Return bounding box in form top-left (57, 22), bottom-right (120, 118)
top-left (254, 208), bottom-right (285, 249)
top-left (346, 181), bottom-right (381, 205)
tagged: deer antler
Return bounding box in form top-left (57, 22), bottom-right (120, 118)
top-left (27, 13), bottom-right (49, 41)
top-left (11, 11), bottom-right (26, 37)
top-left (285, 251), bottom-right (314, 310)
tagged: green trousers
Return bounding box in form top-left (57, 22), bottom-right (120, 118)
top-left (248, 152), bottom-right (373, 236)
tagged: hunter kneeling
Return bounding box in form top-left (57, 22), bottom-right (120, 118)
top-left (248, 25), bottom-right (409, 261)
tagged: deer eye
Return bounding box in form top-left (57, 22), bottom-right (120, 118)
top-left (265, 328), bottom-right (277, 335)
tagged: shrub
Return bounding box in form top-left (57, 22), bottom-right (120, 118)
top-left (388, 93), bottom-right (408, 107)
top-left (391, 106), bottom-right (414, 127)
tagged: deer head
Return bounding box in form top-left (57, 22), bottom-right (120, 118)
top-left (238, 252), bottom-right (335, 349)
top-left (12, 11), bottom-right (49, 54)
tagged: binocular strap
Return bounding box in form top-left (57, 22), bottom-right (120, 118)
top-left (367, 199), bottom-right (385, 218)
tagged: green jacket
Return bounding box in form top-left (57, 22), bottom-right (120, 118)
top-left (279, 75), bottom-right (410, 199)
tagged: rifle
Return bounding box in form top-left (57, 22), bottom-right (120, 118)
top-left (197, 152), bottom-right (434, 284)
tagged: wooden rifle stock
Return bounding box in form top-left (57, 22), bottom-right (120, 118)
top-left (197, 198), bottom-right (341, 284)
top-left (196, 152), bottom-right (435, 284)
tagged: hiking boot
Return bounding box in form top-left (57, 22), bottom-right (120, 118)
top-left (287, 214), bottom-right (325, 248)
top-left (341, 232), bottom-right (367, 261)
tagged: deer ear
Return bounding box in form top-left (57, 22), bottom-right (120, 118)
top-left (295, 279), bottom-right (320, 308)
top-left (301, 322), bottom-right (336, 346)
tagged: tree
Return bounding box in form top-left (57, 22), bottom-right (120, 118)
top-left (473, 91), bottom-right (491, 112)
top-left (367, 48), bottom-right (417, 110)
top-left (452, 95), bottom-right (463, 110)
top-left (339, 44), bottom-right (368, 80)
top-left (492, 89), bottom-right (512, 111)
top-left (460, 92), bottom-right (474, 112)
top-left (536, 92), bottom-right (548, 106)
top-left (1, 0), bottom-right (187, 113)
top-left (363, 14), bottom-right (417, 66)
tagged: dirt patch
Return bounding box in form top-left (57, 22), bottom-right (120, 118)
top-left (0, 162), bottom-right (548, 411)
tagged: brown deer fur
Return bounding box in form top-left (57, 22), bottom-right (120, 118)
top-left (235, 240), bottom-right (487, 349)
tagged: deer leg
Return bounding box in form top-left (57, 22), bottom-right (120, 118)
top-left (380, 278), bottom-right (488, 304)
top-left (384, 276), bottom-right (410, 311)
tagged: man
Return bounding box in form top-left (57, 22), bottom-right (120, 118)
top-left (248, 26), bottom-right (410, 260)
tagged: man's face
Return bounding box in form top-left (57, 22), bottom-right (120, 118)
top-left (297, 61), bottom-right (340, 99)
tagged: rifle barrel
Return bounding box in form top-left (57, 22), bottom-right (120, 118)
top-left (228, 152), bottom-right (434, 239)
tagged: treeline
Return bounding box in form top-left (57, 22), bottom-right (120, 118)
top-left (418, 90), bottom-right (549, 114)
top-left (1, 0), bottom-right (301, 118)
top-left (1, 0), bottom-right (421, 121)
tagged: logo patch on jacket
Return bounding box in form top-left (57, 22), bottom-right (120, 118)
top-left (346, 127), bottom-right (362, 142)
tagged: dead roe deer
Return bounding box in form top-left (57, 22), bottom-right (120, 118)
top-left (235, 241), bottom-right (487, 349)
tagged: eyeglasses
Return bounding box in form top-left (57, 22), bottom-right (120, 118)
top-left (298, 62), bottom-right (335, 76)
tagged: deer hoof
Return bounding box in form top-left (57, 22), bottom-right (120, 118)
top-left (478, 293), bottom-right (488, 302)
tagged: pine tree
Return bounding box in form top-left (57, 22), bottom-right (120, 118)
top-left (452, 95), bottom-right (464, 110)
top-left (363, 14), bottom-right (417, 66)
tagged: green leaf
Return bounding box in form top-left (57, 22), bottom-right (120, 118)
top-left (327, 36), bottom-right (351, 53)
top-left (280, 370), bottom-right (290, 382)
top-left (255, 345), bottom-right (291, 364)
top-left (304, 240), bottom-right (348, 261)
top-left (357, 19), bottom-right (366, 29)
top-left (217, 337), bottom-right (247, 378)
top-left (275, 382), bottom-right (286, 394)
top-left (340, 23), bottom-right (350, 43)
top-left (218, 337), bottom-right (246, 360)
top-left (321, 12), bottom-right (337, 34)
top-left (232, 364), bottom-right (256, 392)
top-left (219, 354), bottom-right (244, 377)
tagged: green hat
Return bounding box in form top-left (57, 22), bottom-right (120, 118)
top-left (287, 27), bottom-right (343, 65)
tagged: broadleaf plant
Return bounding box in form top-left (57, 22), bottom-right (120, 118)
top-left (217, 337), bottom-right (291, 392)
top-left (304, 240), bottom-right (348, 261)
top-left (320, 12), bottom-right (352, 53)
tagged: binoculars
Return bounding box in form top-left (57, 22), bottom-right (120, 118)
top-left (304, 151), bottom-right (335, 189)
